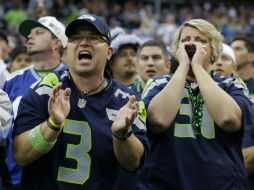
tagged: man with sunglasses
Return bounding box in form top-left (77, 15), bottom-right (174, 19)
top-left (12, 14), bottom-right (148, 190)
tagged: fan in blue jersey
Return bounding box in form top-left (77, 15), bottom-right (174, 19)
top-left (3, 16), bottom-right (68, 189)
top-left (231, 37), bottom-right (254, 190)
top-left (130, 40), bottom-right (171, 98)
top-left (230, 36), bottom-right (254, 100)
top-left (138, 19), bottom-right (253, 190)
top-left (12, 13), bottom-right (148, 190)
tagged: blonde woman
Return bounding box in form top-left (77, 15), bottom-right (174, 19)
top-left (138, 19), bottom-right (252, 190)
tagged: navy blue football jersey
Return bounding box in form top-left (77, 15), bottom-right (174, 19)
top-left (244, 78), bottom-right (254, 101)
top-left (13, 71), bottom-right (148, 190)
top-left (242, 81), bottom-right (254, 190)
top-left (129, 78), bottom-right (143, 98)
top-left (242, 119), bottom-right (254, 190)
top-left (138, 74), bottom-right (253, 190)
top-left (242, 124), bottom-right (254, 148)
top-left (3, 64), bottom-right (66, 117)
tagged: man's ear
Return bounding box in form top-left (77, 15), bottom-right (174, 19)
top-left (249, 52), bottom-right (254, 64)
top-left (107, 47), bottom-right (113, 60)
top-left (53, 39), bottom-right (62, 51)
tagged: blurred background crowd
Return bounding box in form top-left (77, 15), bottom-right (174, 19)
top-left (0, 0), bottom-right (254, 51)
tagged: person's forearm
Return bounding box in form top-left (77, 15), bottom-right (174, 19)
top-left (242, 146), bottom-right (254, 174)
top-left (148, 64), bottom-right (188, 133)
top-left (113, 134), bottom-right (144, 171)
top-left (13, 121), bottom-right (61, 166)
top-left (193, 64), bottom-right (242, 132)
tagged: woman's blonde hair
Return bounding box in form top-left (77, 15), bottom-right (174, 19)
top-left (172, 19), bottom-right (223, 63)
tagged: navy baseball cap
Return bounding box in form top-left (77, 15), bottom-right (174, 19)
top-left (65, 14), bottom-right (111, 44)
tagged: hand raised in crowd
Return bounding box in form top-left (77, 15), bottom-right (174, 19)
top-left (48, 82), bottom-right (71, 126)
top-left (112, 95), bottom-right (138, 134)
top-left (191, 42), bottom-right (209, 67)
top-left (176, 42), bottom-right (191, 66)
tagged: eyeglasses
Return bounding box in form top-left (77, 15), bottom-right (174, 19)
top-left (68, 34), bottom-right (109, 44)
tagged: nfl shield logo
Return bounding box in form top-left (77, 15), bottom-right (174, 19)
top-left (78, 98), bottom-right (86, 108)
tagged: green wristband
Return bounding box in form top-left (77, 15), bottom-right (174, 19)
top-left (28, 125), bottom-right (56, 154)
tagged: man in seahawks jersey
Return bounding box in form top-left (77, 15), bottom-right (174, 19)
top-left (230, 36), bottom-right (254, 101)
top-left (12, 13), bottom-right (148, 190)
top-left (138, 19), bottom-right (253, 190)
top-left (3, 16), bottom-right (68, 189)
top-left (230, 37), bottom-right (254, 190)
top-left (130, 40), bottom-right (171, 97)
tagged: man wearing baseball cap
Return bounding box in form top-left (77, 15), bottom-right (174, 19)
top-left (108, 33), bottom-right (142, 86)
top-left (19, 16), bottom-right (67, 48)
top-left (12, 13), bottom-right (148, 190)
top-left (65, 14), bottom-right (111, 44)
top-left (3, 16), bottom-right (67, 189)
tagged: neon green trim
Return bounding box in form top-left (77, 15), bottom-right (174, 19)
top-left (28, 125), bottom-right (56, 154)
top-left (138, 101), bottom-right (146, 124)
top-left (239, 78), bottom-right (248, 90)
top-left (141, 78), bottom-right (154, 97)
top-left (39, 73), bottom-right (60, 88)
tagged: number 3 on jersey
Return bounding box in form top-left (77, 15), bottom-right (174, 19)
top-left (174, 90), bottom-right (215, 139)
top-left (57, 119), bottom-right (92, 184)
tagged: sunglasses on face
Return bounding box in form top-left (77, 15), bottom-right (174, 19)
top-left (68, 34), bottom-right (109, 44)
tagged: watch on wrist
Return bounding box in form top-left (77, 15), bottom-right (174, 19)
top-left (112, 127), bottom-right (132, 141)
